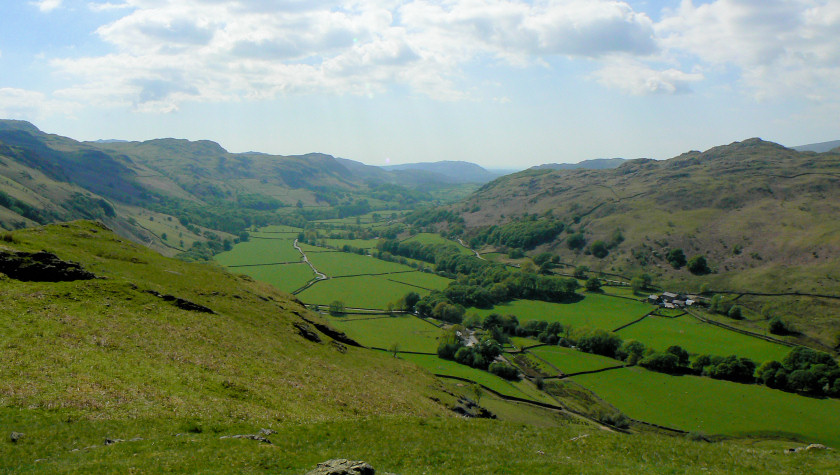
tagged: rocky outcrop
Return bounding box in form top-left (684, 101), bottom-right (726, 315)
top-left (0, 250), bottom-right (96, 282)
top-left (145, 290), bottom-right (215, 314)
top-left (306, 459), bottom-right (375, 475)
top-left (451, 397), bottom-right (496, 419)
top-left (293, 321), bottom-right (322, 343)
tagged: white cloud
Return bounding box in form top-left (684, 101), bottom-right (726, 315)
top-left (49, 0), bottom-right (666, 109)
top-left (657, 0), bottom-right (840, 102)
top-left (0, 88), bottom-right (76, 119)
top-left (594, 59), bottom-right (703, 95)
top-left (88, 2), bottom-right (133, 12)
top-left (32, 0), bottom-right (63, 12)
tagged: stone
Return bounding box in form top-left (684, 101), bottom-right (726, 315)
top-left (293, 322), bottom-right (322, 343)
top-left (306, 459), bottom-right (376, 475)
top-left (0, 251), bottom-right (96, 282)
top-left (10, 432), bottom-right (24, 443)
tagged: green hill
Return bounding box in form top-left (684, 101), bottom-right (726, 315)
top-left (3, 221), bottom-right (839, 473)
top-left (451, 139), bottom-right (840, 347)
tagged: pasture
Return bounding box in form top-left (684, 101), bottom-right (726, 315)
top-left (215, 237), bottom-right (302, 266)
top-left (530, 346), bottom-right (622, 375)
top-left (616, 315), bottom-right (791, 362)
top-left (572, 366), bottom-right (840, 447)
top-left (298, 275), bottom-right (429, 308)
top-left (325, 315), bottom-right (442, 353)
top-left (225, 263), bottom-right (315, 293)
top-left (385, 271), bottom-right (453, 291)
top-left (400, 354), bottom-right (556, 405)
top-left (306, 250), bottom-right (415, 277)
top-left (400, 233), bottom-right (473, 254)
top-left (469, 296), bottom-right (653, 332)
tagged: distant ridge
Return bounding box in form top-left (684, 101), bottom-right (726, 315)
top-left (382, 160), bottom-right (500, 184)
top-left (92, 139), bottom-right (129, 144)
top-left (793, 139), bottom-right (840, 153)
top-left (531, 157), bottom-right (627, 170)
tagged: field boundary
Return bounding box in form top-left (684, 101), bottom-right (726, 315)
top-left (612, 311), bottom-right (655, 332)
top-left (227, 260), bottom-right (300, 268)
top-left (684, 308), bottom-right (796, 348)
top-left (559, 365), bottom-right (626, 379)
top-left (706, 290), bottom-right (840, 301)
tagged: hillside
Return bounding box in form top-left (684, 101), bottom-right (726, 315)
top-left (531, 158), bottom-right (627, 170)
top-left (453, 139), bottom-right (840, 347)
top-left (793, 139), bottom-right (840, 153)
top-left (383, 160), bottom-right (500, 183)
top-left (0, 120), bottom-right (472, 257)
top-left (3, 221), bottom-right (839, 473)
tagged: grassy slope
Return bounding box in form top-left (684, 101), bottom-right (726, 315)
top-left (456, 140), bottom-right (840, 346)
top-left (573, 366), bottom-right (840, 447)
top-left (468, 296), bottom-right (653, 331)
top-left (0, 221), bottom-right (449, 423)
top-left (3, 222), bottom-right (840, 472)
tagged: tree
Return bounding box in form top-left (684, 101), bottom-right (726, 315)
top-left (617, 340), bottom-right (647, 365)
top-left (489, 362), bottom-right (520, 380)
top-left (639, 352), bottom-right (681, 374)
top-left (577, 329), bottom-right (622, 358)
top-left (728, 305), bottom-right (743, 320)
top-left (403, 291), bottom-right (421, 312)
top-left (687, 255), bottom-right (711, 275)
top-left (328, 300), bottom-right (345, 316)
top-left (667, 248), bottom-right (687, 269)
top-left (768, 317), bottom-right (793, 335)
top-left (666, 345), bottom-right (690, 367)
top-left (589, 240), bottom-right (609, 258)
top-left (630, 273), bottom-right (653, 294)
top-left (533, 252), bottom-right (554, 266)
top-left (567, 233), bottom-right (586, 250)
top-left (585, 277), bottom-right (602, 292)
top-left (573, 265), bottom-right (589, 279)
top-left (389, 342), bottom-right (400, 358)
top-left (471, 383), bottom-right (483, 404)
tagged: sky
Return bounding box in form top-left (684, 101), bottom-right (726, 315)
top-left (1, 1), bottom-right (838, 169)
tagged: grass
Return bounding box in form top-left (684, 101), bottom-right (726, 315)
top-left (572, 366), bottom-right (840, 447)
top-left (615, 315), bottom-right (792, 362)
top-left (530, 346), bottom-right (623, 375)
top-left (400, 233), bottom-right (472, 254)
top-left (298, 275), bottom-right (431, 308)
top-left (305, 251), bottom-right (415, 277)
top-left (324, 315), bottom-right (443, 353)
top-left (400, 354), bottom-right (556, 405)
top-left (223, 262), bottom-right (315, 293)
top-left (321, 238), bottom-right (381, 249)
top-left (384, 271), bottom-right (453, 291)
top-left (7, 412), bottom-right (838, 474)
top-left (214, 236), bottom-right (301, 266)
top-left (469, 296), bottom-right (654, 332)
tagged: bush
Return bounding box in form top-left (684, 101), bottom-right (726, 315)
top-left (667, 249), bottom-right (686, 269)
top-left (728, 305), bottom-right (743, 320)
top-left (639, 352), bottom-right (681, 374)
top-left (687, 255), bottom-right (711, 275)
top-left (577, 329), bottom-right (622, 358)
top-left (584, 277), bottom-right (602, 292)
top-left (617, 340), bottom-right (646, 365)
top-left (328, 300), bottom-right (345, 316)
top-left (488, 362), bottom-right (520, 380)
top-left (768, 317), bottom-right (793, 335)
top-left (567, 233), bottom-right (586, 250)
top-left (589, 240), bottom-right (609, 258)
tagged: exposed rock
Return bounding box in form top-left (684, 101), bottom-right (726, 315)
top-left (294, 311), bottom-right (361, 347)
top-left (786, 443), bottom-right (831, 453)
top-left (293, 321), bottom-right (322, 343)
top-left (258, 428), bottom-right (277, 436)
top-left (104, 438), bottom-right (124, 445)
top-left (450, 397), bottom-right (496, 419)
top-left (306, 459), bottom-right (375, 475)
top-left (145, 290), bottom-right (215, 314)
top-left (10, 431), bottom-right (24, 443)
top-left (219, 434), bottom-right (272, 444)
top-left (0, 251), bottom-right (96, 282)
top-left (331, 340), bottom-right (348, 353)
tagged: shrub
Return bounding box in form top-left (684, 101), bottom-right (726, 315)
top-left (667, 248), bottom-right (687, 269)
top-left (589, 240), bottom-right (609, 258)
top-left (577, 329), bottom-right (622, 358)
top-left (488, 362), bottom-right (520, 380)
top-left (639, 352), bottom-right (681, 374)
top-left (687, 255), bottom-right (711, 275)
top-left (584, 277), bottom-right (602, 292)
top-left (567, 233), bottom-right (586, 250)
top-left (728, 305), bottom-right (743, 320)
top-left (768, 317), bottom-right (793, 335)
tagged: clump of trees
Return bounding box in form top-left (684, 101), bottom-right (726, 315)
top-left (755, 347), bottom-right (840, 397)
top-left (667, 248), bottom-right (687, 269)
top-left (687, 255), bottom-right (711, 275)
top-left (468, 217), bottom-right (564, 250)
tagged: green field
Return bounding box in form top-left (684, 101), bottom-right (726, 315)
top-left (322, 238), bottom-right (381, 249)
top-left (298, 275), bottom-right (429, 308)
top-left (530, 346), bottom-right (623, 375)
top-left (306, 250), bottom-right (415, 277)
top-left (470, 296), bottom-right (653, 331)
top-left (401, 233), bottom-right (473, 254)
top-left (215, 237), bottom-right (301, 266)
top-left (325, 315), bottom-right (442, 353)
top-left (251, 224), bottom-right (302, 234)
top-left (385, 271), bottom-right (453, 291)
top-left (616, 315), bottom-right (791, 362)
top-left (572, 366), bottom-right (840, 447)
top-left (225, 262), bottom-right (315, 293)
top-left (400, 354), bottom-right (556, 405)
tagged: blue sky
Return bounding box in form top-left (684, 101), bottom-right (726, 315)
top-left (1, 1), bottom-right (838, 168)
